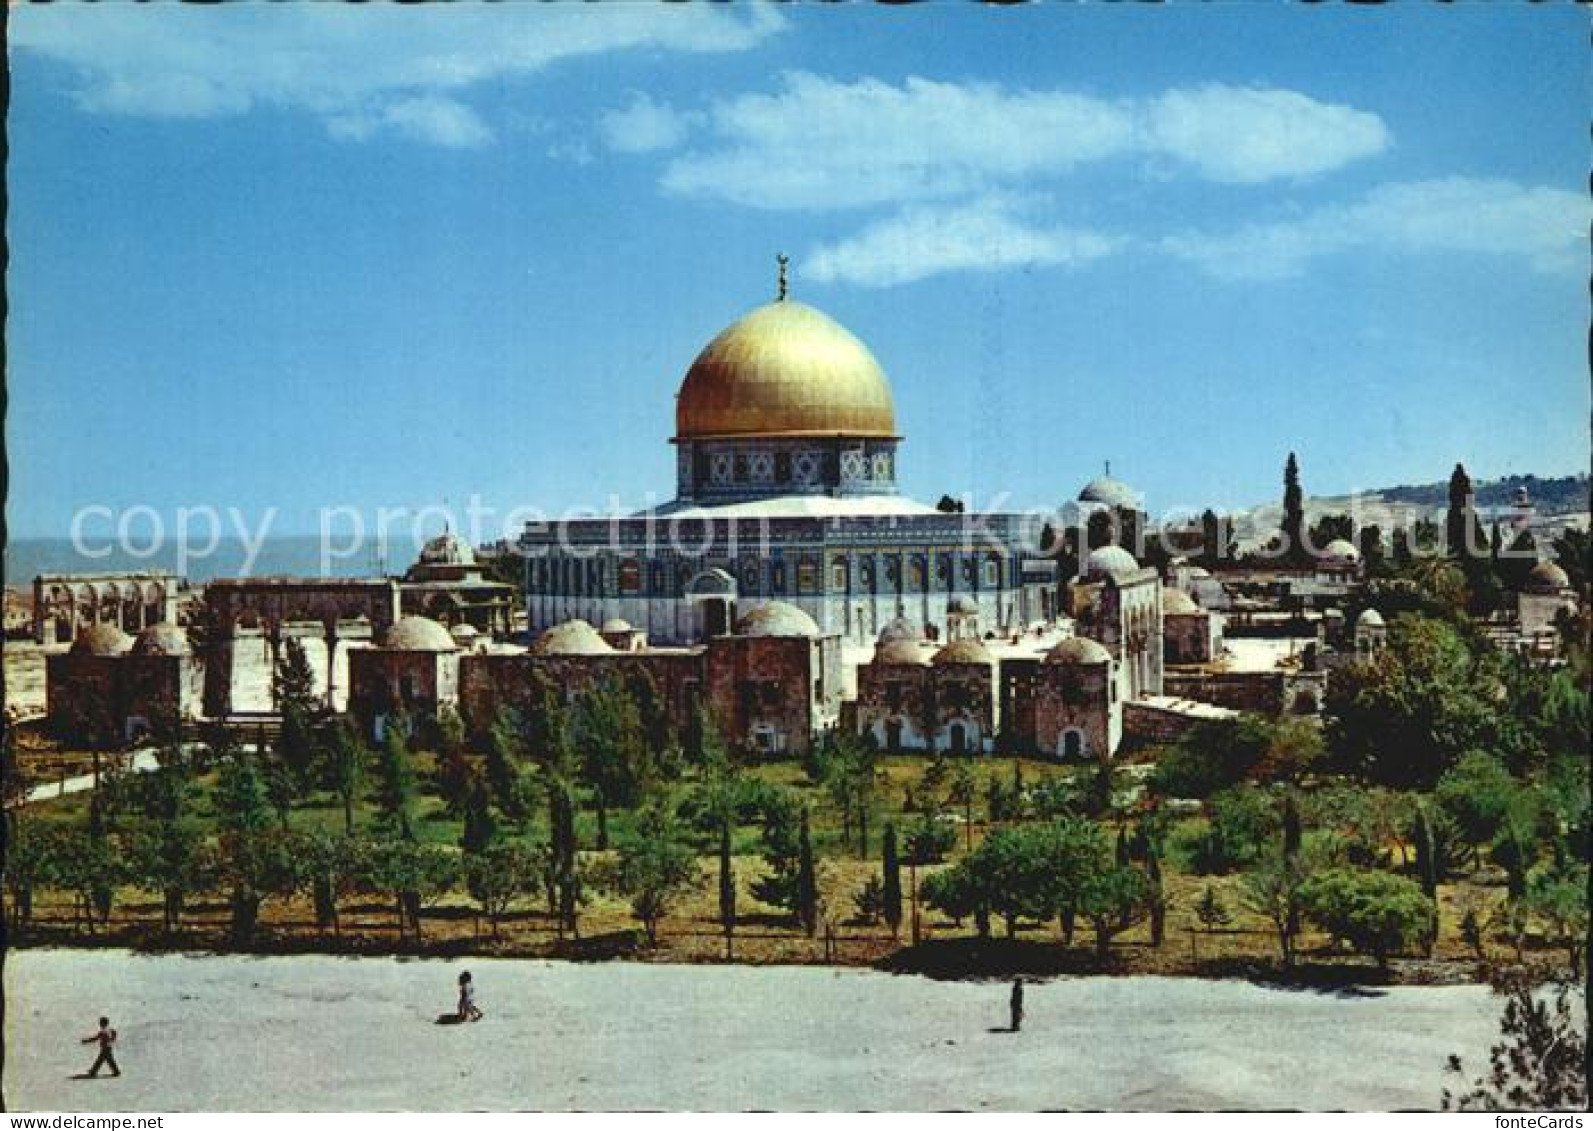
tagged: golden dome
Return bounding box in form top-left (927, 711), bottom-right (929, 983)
top-left (675, 301), bottom-right (897, 440)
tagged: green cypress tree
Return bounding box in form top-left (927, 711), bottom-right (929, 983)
top-left (1282, 790), bottom-right (1303, 940)
top-left (718, 822), bottom-right (736, 959)
top-left (1282, 452), bottom-right (1305, 564)
top-left (1413, 799), bottom-right (1439, 898)
top-left (372, 723), bottom-right (417, 842)
top-left (882, 822), bottom-right (903, 939)
top-left (460, 779), bottom-right (497, 856)
top-left (797, 808), bottom-right (818, 938)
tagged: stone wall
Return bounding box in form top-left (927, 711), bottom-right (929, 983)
top-left (1163, 611), bottom-right (1217, 664)
top-left (347, 650), bottom-right (459, 736)
top-left (46, 654), bottom-right (191, 748)
top-left (1162, 669), bottom-right (1327, 717)
top-left (1032, 663), bottom-right (1114, 761)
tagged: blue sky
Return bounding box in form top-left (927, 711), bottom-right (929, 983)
top-left (7, 4), bottom-right (1589, 540)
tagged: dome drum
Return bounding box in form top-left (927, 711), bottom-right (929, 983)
top-left (678, 435), bottom-right (900, 503)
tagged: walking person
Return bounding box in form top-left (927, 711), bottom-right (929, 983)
top-left (457, 971), bottom-right (483, 1022)
top-left (1009, 978), bottom-right (1025, 1033)
top-left (81, 1017), bottom-right (120, 1077)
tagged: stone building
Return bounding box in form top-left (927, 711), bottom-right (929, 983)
top-left (436, 601), bottom-right (843, 758)
top-left (520, 286), bottom-right (1055, 647)
top-left (399, 531), bottom-right (514, 636)
top-left (33, 572), bottom-right (178, 645)
top-left (1030, 636), bottom-right (1119, 760)
top-left (200, 578), bottom-right (402, 716)
top-left (1354, 607), bottom-right (1388, 657)
top-left (1067, 545), bottom-right (1165, 704)
top-left (1162, 667), bottom-right (1328, 717)
top-left (1161, 586), bottom-right (1221, 664)
top-left (46, 621), bottom-right (200, 747)
top-left (854, 621), bottom-right (1000, 754)
top-left (346, 616), bottom-right (461, 740)
top-left (1518, 560), bottom-right (1576, 636)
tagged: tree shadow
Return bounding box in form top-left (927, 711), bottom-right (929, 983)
top-left (876, 937), bottom-right (1105, 981)
top-left (549, 929), bottom-right (645, 962)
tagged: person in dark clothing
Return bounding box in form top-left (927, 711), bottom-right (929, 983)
top-left (1009, 978), bottom-right (1025, 1033)
top-left (82, 1017), bottom-right (120, 1077)
top-left (457, 971), bottom-right (483, 1022)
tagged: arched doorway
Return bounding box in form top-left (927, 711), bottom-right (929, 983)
top-left (948, 722), bottom-right (968, 754)
top-left (686, 568), bottom-right (738, 641)
top-left (1062, 729), bottom-right (1084, 760)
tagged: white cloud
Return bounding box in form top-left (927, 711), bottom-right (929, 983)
top-left (1144, 85), bottom-right (1391, 184)
top-left (600, 93), bottom-right (696, 154)
top-left (663, 73), bottom-right (1136, 210)
top-left (328, 97), bottom-right (493, 149)
top-left (655, 73), bottom-right (1389, 211)
top-left (1162, 177), bottom-right (1589, 280)
top-left (806, 201), bottom-right (1122, 288)
top-left (10, 4), bottom-right (781, 145)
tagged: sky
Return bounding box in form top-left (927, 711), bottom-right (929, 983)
top-left (6, 4), bottom-right (1589, 543)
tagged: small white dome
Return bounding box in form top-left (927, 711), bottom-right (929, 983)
top-left (1046, 636), bottom-right (1112, 665)
top-left (383, 616), bottom-right (457, 652)
top-left (1077, 475), bottom-right (1141, 510)
top-left (530, 619), bottom-right (615, 655)
top-left (1084, 545), bottom-right (1140, 581)
top-left (735, 602), bottom-right (820, 638)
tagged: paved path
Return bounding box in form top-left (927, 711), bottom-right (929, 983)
top-left (4, 949), bottom-right (1507, 1111)
top-left (23, 752), bottom-right (163, 803)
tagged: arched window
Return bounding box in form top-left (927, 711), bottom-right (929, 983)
top-left (619, 558), bottom-right (642, 595)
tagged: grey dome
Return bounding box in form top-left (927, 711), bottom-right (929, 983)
top-left (72, 622), bottom-right (132, 657)
top-left (736, 602), bottom-right (820, 638)
top-left (384, 616), bottom-right (457, 651)
top-left (1526, 561), bottom-right (1570, 593)
top-left (1077, 475), bottom-right (1141, 510)
top-left (418, 531), bottom-right (476, 567)
top-left (530, 619), bottom-right (615, 655)
top-left (1084, 545), bottom-right (1140, 581)
top-left (131, 622), bottom-right (190, 656)
top-left (932, 638), bottom-right (996, 665)
top-left (1162, 588), bottom-right (1200, 615)
top-left (1045, 636), bottom-right (1112, 665)
top-left (877, 616), bottom-right (923, 645)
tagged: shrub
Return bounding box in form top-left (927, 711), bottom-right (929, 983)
top-left (852, 874), bottom-right (885, 926)
top-left (903, 816), bottom-right (958, 865)
top-left (1178, 787), bottom-right (1279, 874)
top-left (1299, 867), bottom-right (1434, 968)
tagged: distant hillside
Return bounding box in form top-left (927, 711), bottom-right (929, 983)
top-left (1374, 473), bottom-right (1589, 516)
